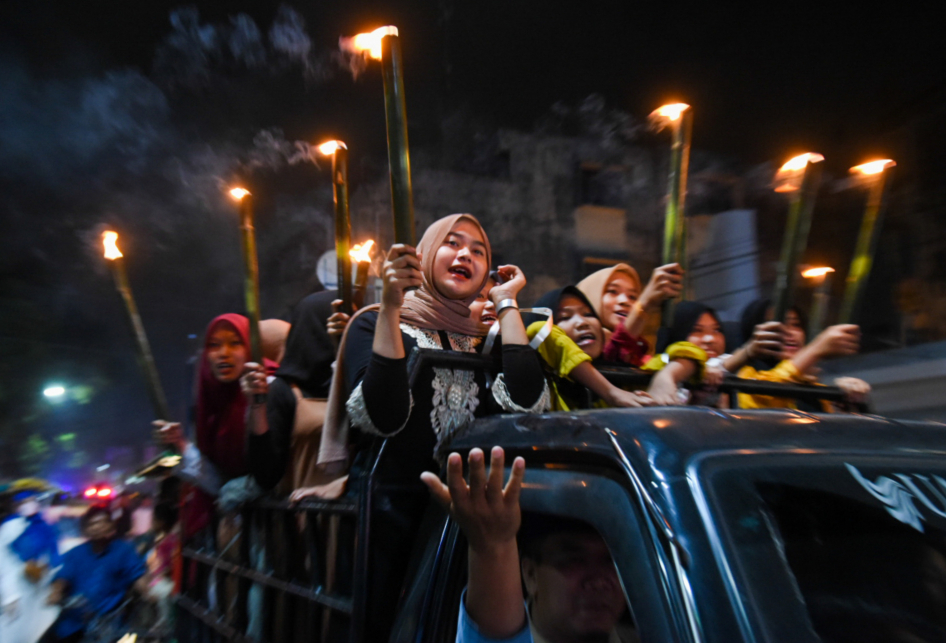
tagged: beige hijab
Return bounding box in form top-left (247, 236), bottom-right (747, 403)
top-left (400, 213), bottom-right (492, 337)
top-left (316, 214), bottom-right (492, 482)
top-left (576, 263), bottom-right (642, 330)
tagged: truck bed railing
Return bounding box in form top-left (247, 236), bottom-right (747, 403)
top-left (173, 346), bottom-right (867, 642)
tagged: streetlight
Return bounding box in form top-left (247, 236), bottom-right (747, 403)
top-left (802, 266), bottom-right (835, 337)
top-left (43, 385), bottom-right (66, 398)
top-left (318, 140), bottom-right (354, 314)
top-left (772, 153), bottom-right (825, 322)
top-left (650, 102), bottom-right (693, 327)
top-left (839, 159), bottom-right (896, 323)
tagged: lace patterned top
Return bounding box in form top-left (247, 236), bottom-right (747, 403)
top-left (342, 311), bottom-right (549, 483)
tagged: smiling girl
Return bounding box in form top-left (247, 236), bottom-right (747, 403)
top-left (320, 214), bottom-right (548, 639)
top-left (576, 262), bottom-right (683, 366)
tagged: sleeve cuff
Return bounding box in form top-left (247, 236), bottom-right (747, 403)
top-left (457, 590), bottom-right (533, 643)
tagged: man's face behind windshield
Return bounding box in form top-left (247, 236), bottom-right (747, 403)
top-left (522, 532), bottom-right (626, 640)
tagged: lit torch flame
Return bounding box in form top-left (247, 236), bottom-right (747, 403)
top-left (350, 240), bottom-right (375, 263)
top-left (649, 103), bottom-right (690, 123)
top-left (774, 152), bottom-right (824, 192)
top-left (850, 159), bottom-right (895, 176)
top-left (318, 140), bottom-right (348, 156)
top-left (102, 231), bottom-right (122, 260)
top-left (229, 187), bottom-right (250, 200)
top-left (342, 26), bottom-right (399, 60)
top-left (802, 266), bottom-right (835, 279)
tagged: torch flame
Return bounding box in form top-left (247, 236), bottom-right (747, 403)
top-left (802, 266), bottom-right (835, 278)
top-left (850, 159), bottom-right (895, 176)
top-left (229, 187), bottom-right (250, 200)
top-left (318, 140), bottom-right (348, 156)
top-left (102, 231), bottom-right (122, 260)
top-left (779, 153), bottom-right (824, 173)
top-left (774, 152), bottom-right (824, 192)
top-left (344, 26), bottom-right (399, 60)
top-left (650, 103), bottom-right (690, 122)
top-left (350, 240), bottom-right (375, 263)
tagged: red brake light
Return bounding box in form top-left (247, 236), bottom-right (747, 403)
top-left (84, 487), bottom-right (97, 498)
top-left (97, 488), bottom-right (112, 498)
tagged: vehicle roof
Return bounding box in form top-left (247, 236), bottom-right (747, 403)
top-left (448, 408), bottom-right (946, 481)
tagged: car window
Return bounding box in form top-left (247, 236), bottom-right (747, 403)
top-left (696, 454), bottom-right (946, 643)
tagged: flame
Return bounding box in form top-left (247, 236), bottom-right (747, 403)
top-left (344, 26), bottom-right (399, 60)
top-left (650, 103), bottom-right (690, 122)
top-left (779, 153), bottom-right (824, 173)
top-left (350, 240), bottom-right (375, 263)
top-left (102, 231), bottom-right (122, 260)
top-left (229, 187), bottom-right (250, 200)
top-left (851, 159), bottom-right (895, 176)
top-left (318, 140), bottom-right (347, 156)
top-left (802, 266), bottom-right (835, 278)
top-left (774, 152), bottom-right (824, 192)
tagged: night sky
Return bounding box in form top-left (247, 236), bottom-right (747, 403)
top-left (1, 0), bottom-right (943, 482)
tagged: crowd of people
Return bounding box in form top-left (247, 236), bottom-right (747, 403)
top-left (0, 486), bottom-right (180, 643)
top-left (6, 213), bottom-right (872, 642)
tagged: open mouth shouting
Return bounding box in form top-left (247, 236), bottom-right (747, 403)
top-left (448, 264), bottom-right (472, 280)
top-left (214, 361), bottom-right (236, 378)
top-left (481, 311), bottom-right (498, 325)
top-left (575, 331), bottom-right (598, 348)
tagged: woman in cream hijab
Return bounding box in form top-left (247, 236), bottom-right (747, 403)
top-left (577, 262), bottom-right (683, 366)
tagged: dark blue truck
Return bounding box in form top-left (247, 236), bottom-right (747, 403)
top-left (177, 353), bottom-right (946, 643)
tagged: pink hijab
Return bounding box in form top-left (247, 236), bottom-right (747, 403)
top-left (399, 213), bottom-right (492, 337)
top-left (316, 214), bottom-right (492, 481)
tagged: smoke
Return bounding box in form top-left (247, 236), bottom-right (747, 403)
top-left (154, 5), bottom-right (330, 89)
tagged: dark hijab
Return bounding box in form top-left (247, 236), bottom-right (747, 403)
top-left (739, 298), bottom-right (808, 370)
top-left (276, 290), bottom-right (338, 398)
top-left (527, 285), bottom-right (601, 327)
top-left (656, 301), bottom-right (721, 354)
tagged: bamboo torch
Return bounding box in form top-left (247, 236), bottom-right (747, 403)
top-left (839, 159), bottom-right (896, 323)
top-left (350, 240), bottom-right (376, 309)
top-left (802, 266), bottom-right (835, 337)
top-left (102, 231), bottom-right (171, 421)
top-left (229, 188), bottom-right (265, 404)
top-left (772, 153), bottom-right (825, 322)
top-left (343, 26), bottom-right (416, 246)
top-left (649, 103), bottom-right (693, 328)
top-left (319, 140), bottom-right (354, 315)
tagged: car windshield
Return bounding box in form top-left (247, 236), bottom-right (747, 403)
top-left (699, 456), bottom-right (946, 643)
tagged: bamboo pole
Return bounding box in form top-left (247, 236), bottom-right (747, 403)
top-left (656, 105), bottom-right (693, 328)
top-left (772, 156), bottom-right (824, 322)
top-left (839, 162), bottom-right (895, 323)
top-left (102, 232), bottom-right (171, 420)
top-left (380, 33), bottom-right (416, 246)
top-left (331, 146), bottom-right (353, 315)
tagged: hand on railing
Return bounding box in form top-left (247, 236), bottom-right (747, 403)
top-left (834, 376), bottom-right (871, 405)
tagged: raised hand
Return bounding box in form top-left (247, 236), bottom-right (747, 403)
top-left (747, 321), bottom-right (785, 360)
top-left (152, 420), bottom-right (186, 452)
top-left (813, 324), bottom-right (861, 358)
top-left (421, 447), bottom-right (525, 554)
top-left (240, 362), bottom-right (268, 399)
top-left (488, 265), bottom-right (527, 305)
top-left (421, 448), bottom-right (528, 639)
top-left (381, 244), bottom-right (423, 310)
top-left (639, 263), bottom-right (684, 310)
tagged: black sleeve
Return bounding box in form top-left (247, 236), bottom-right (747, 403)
top-left (344, 312), bottom-right (413, 435)
top-left (248, 377), bottom-right (295, 491)
top-left (500, 344), bottom-right (547, 409)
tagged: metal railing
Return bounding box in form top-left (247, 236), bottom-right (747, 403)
top-left (173, 348), bottom-right (866, 642)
